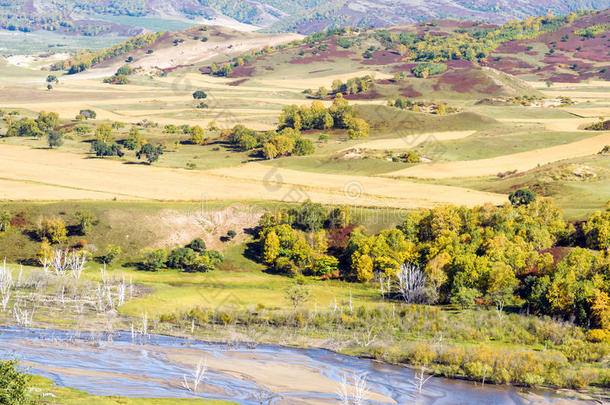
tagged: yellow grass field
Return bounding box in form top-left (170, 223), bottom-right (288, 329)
top-left (0, 144), bottom-right (506, 208)
top-left (346, 131), bottom-right (476, 151)
top-left (382, 131), bottom-right (610, 179)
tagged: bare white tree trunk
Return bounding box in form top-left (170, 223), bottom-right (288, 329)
top-left (181, 359), bottom-right (208, 392)
top-left (338, 372), bottom-right (368, 405)
top-left (396, 263), bottom-right (427, 303)
top-left (415, 366), bottom-right (433, 394)
top-left (0, 259), bottom-right (13, 311)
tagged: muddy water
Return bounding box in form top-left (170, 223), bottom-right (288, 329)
top-left (0, 327), bottom-right (586, 404)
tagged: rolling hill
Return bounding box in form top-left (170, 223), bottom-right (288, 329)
top-left (0, 0), bottom-right (608, 36)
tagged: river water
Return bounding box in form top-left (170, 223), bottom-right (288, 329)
top-left (0, 326), bottom-right (588, 404)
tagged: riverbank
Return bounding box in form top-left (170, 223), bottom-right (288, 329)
top-left (1, 326), bottom-right (601, 405)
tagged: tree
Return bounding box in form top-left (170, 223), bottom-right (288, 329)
top-left (95, 124), bottom-right (113, 143)
top-left (46, 74), bottom-right (57, 83)
top-left (262, 142), bottom-right (278, 159)
top-left (582, 210), bottom-right (610, 250)
top-left (294, 138), bottom-right (314, 156)
top-left (0, 211), bottom-right (10, 233)
top-left (104, 244), bottom-right (122, 264)
top-left (355, 254), bottom-right (374, 282)
top-left (347, 118), bottom-right (370, 139)
top-left (47, 130), bottom-right (64, 148)
top-left (509, 189), bottom-right (536, 206)
top-left (36, 216), bottom-right (67, 244)
top-left (79, 109), bottom-right (96, 119)
top-left (91, 141), bottom-right (124, 157)
top-left (136, 143), bottom-right (163, 164)
top-left (285, 282), bottom-right (310, 311)
top-left (0, 360), bottom-right (33, 405)
top-left (187, 238), bottom-right (206, 252)
top-left (263, 231), bottom-right (280, 264)
top-left (141, 248), bottom-right (167, 271)
top-left (167, 247), bottom-right (197, 269)
top-left (73, 210), bottom-right (96, 235)
top-left (190, 125), bottom-right (205, 145)
top-left (227, 230), bottom-right (237, 240)
top-left (192, 90), bottom-right (208, 99)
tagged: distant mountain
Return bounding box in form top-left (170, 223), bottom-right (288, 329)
top-left (0, 0), bottom-right (608, 35)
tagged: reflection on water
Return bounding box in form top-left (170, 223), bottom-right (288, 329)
top-left (0, 327), bottom-right (585, 404)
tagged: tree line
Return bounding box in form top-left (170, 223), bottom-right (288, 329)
top-left (255, 197), bottom-right (610, 332)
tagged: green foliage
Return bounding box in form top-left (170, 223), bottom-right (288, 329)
top-left (509, 189), bottom-right (536, 206)
top-left (411, 62), bottom-right (447, 78)
top-left (104, 244), bottom-right (122, 264)
top-left (136, 144), bottom-right (163, 164)
top-left (36, 216), bottom-right (67, 244)
top-left (0, 211), bottom-right (10, 233)
top-left (582, 210), bottom-right (610, 250)
top-left (116, 65), bottom-right (135, 76)
top-left (103, 74), bottom-right (129, 85)
top-left (64, 32), bottom-right (162, 73)
top-left (192, 90), bottom-right (208, 99)
top-left (0, 360), bottom-right (33, 405)
top-left (46, 130), bottom-right (64, 148)
top-left (73, 210), bottom-right (96, 235)
top-left (187, 238), bottom-right (206, 252)
top-left (5, 111), bottom-right (58, 138)
top-left (79, 109), bottom-right (96, 119)
top-left (141, 248), bottom-right (168, 271)
top-left (574, 24), bottom-right (609, 38)
top-left (91, 141), bottom-right (124, 158)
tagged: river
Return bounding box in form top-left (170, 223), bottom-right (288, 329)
top-left (0, 326), bottom-right (589, 404)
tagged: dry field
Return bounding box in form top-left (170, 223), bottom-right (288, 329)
top-left (383, 131), bottom-right (610, 179)
top-left (0, 144), bottom-right (506, 208)
top-left (346, 130), bottom-right (476, 151)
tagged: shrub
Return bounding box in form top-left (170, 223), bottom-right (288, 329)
top-left (412, 62), bottom-right (447, 78)
top-left (186, 238), bottom-right (206, 252)
top-left (192, 90), bottom-right (207, 99)
top-left (73, 210), bottom-right (96, 235)
top-left (104, 244), bottom-right (122, 264)
top-left (0, 360), bottom-right (33, 405)
top-left (141, 248), bottom-right (167, 271)
top-left (36, 216), bottom-right (67, 243)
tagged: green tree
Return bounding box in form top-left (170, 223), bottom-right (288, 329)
top-left (141, 248), bottom-right (167, 271)
top-left (95, 124), bottom-right (113, 143)
top-left (47, 130), bottom-right (64, 148)
top-left (0, 360), bottom-right (33, 405)
top-left (36, 216), bottom-right (67, 244)
top-left (0, 211), bottom-right (10, 233)
top-left (192, 90), bottom-right (208, 99)
top-left (104, 244), bottom-right (122, 264)
top-left (73, 210), bottom-right (96, 235)
top-left (509, 189), bottom-right (536, 206)
top-left (136, 143), bottom-right (163, 164)
top-left (190, 125), bottom-right (206, 145)
top-left (187, 238), bottom-right (206, 252)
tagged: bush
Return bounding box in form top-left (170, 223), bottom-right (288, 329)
top-left (411, 62), bottom-right (447, 78)
top-left (104, 244), bottom-right (122, 264)
top-left (73, 210), bottom-right (96, 235)
top-left (186, 238), bottom-right (206, 252)
top-left (141, 248), bottom-right (167, 271)
top-left (167, 247), bottom-right (196, 269)
top-left (0, 360), bottom-right (33, 405)
top-left (36, 216), bottom-right (67, 244)
top-left (192, 90), bottom-right (207, 99)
